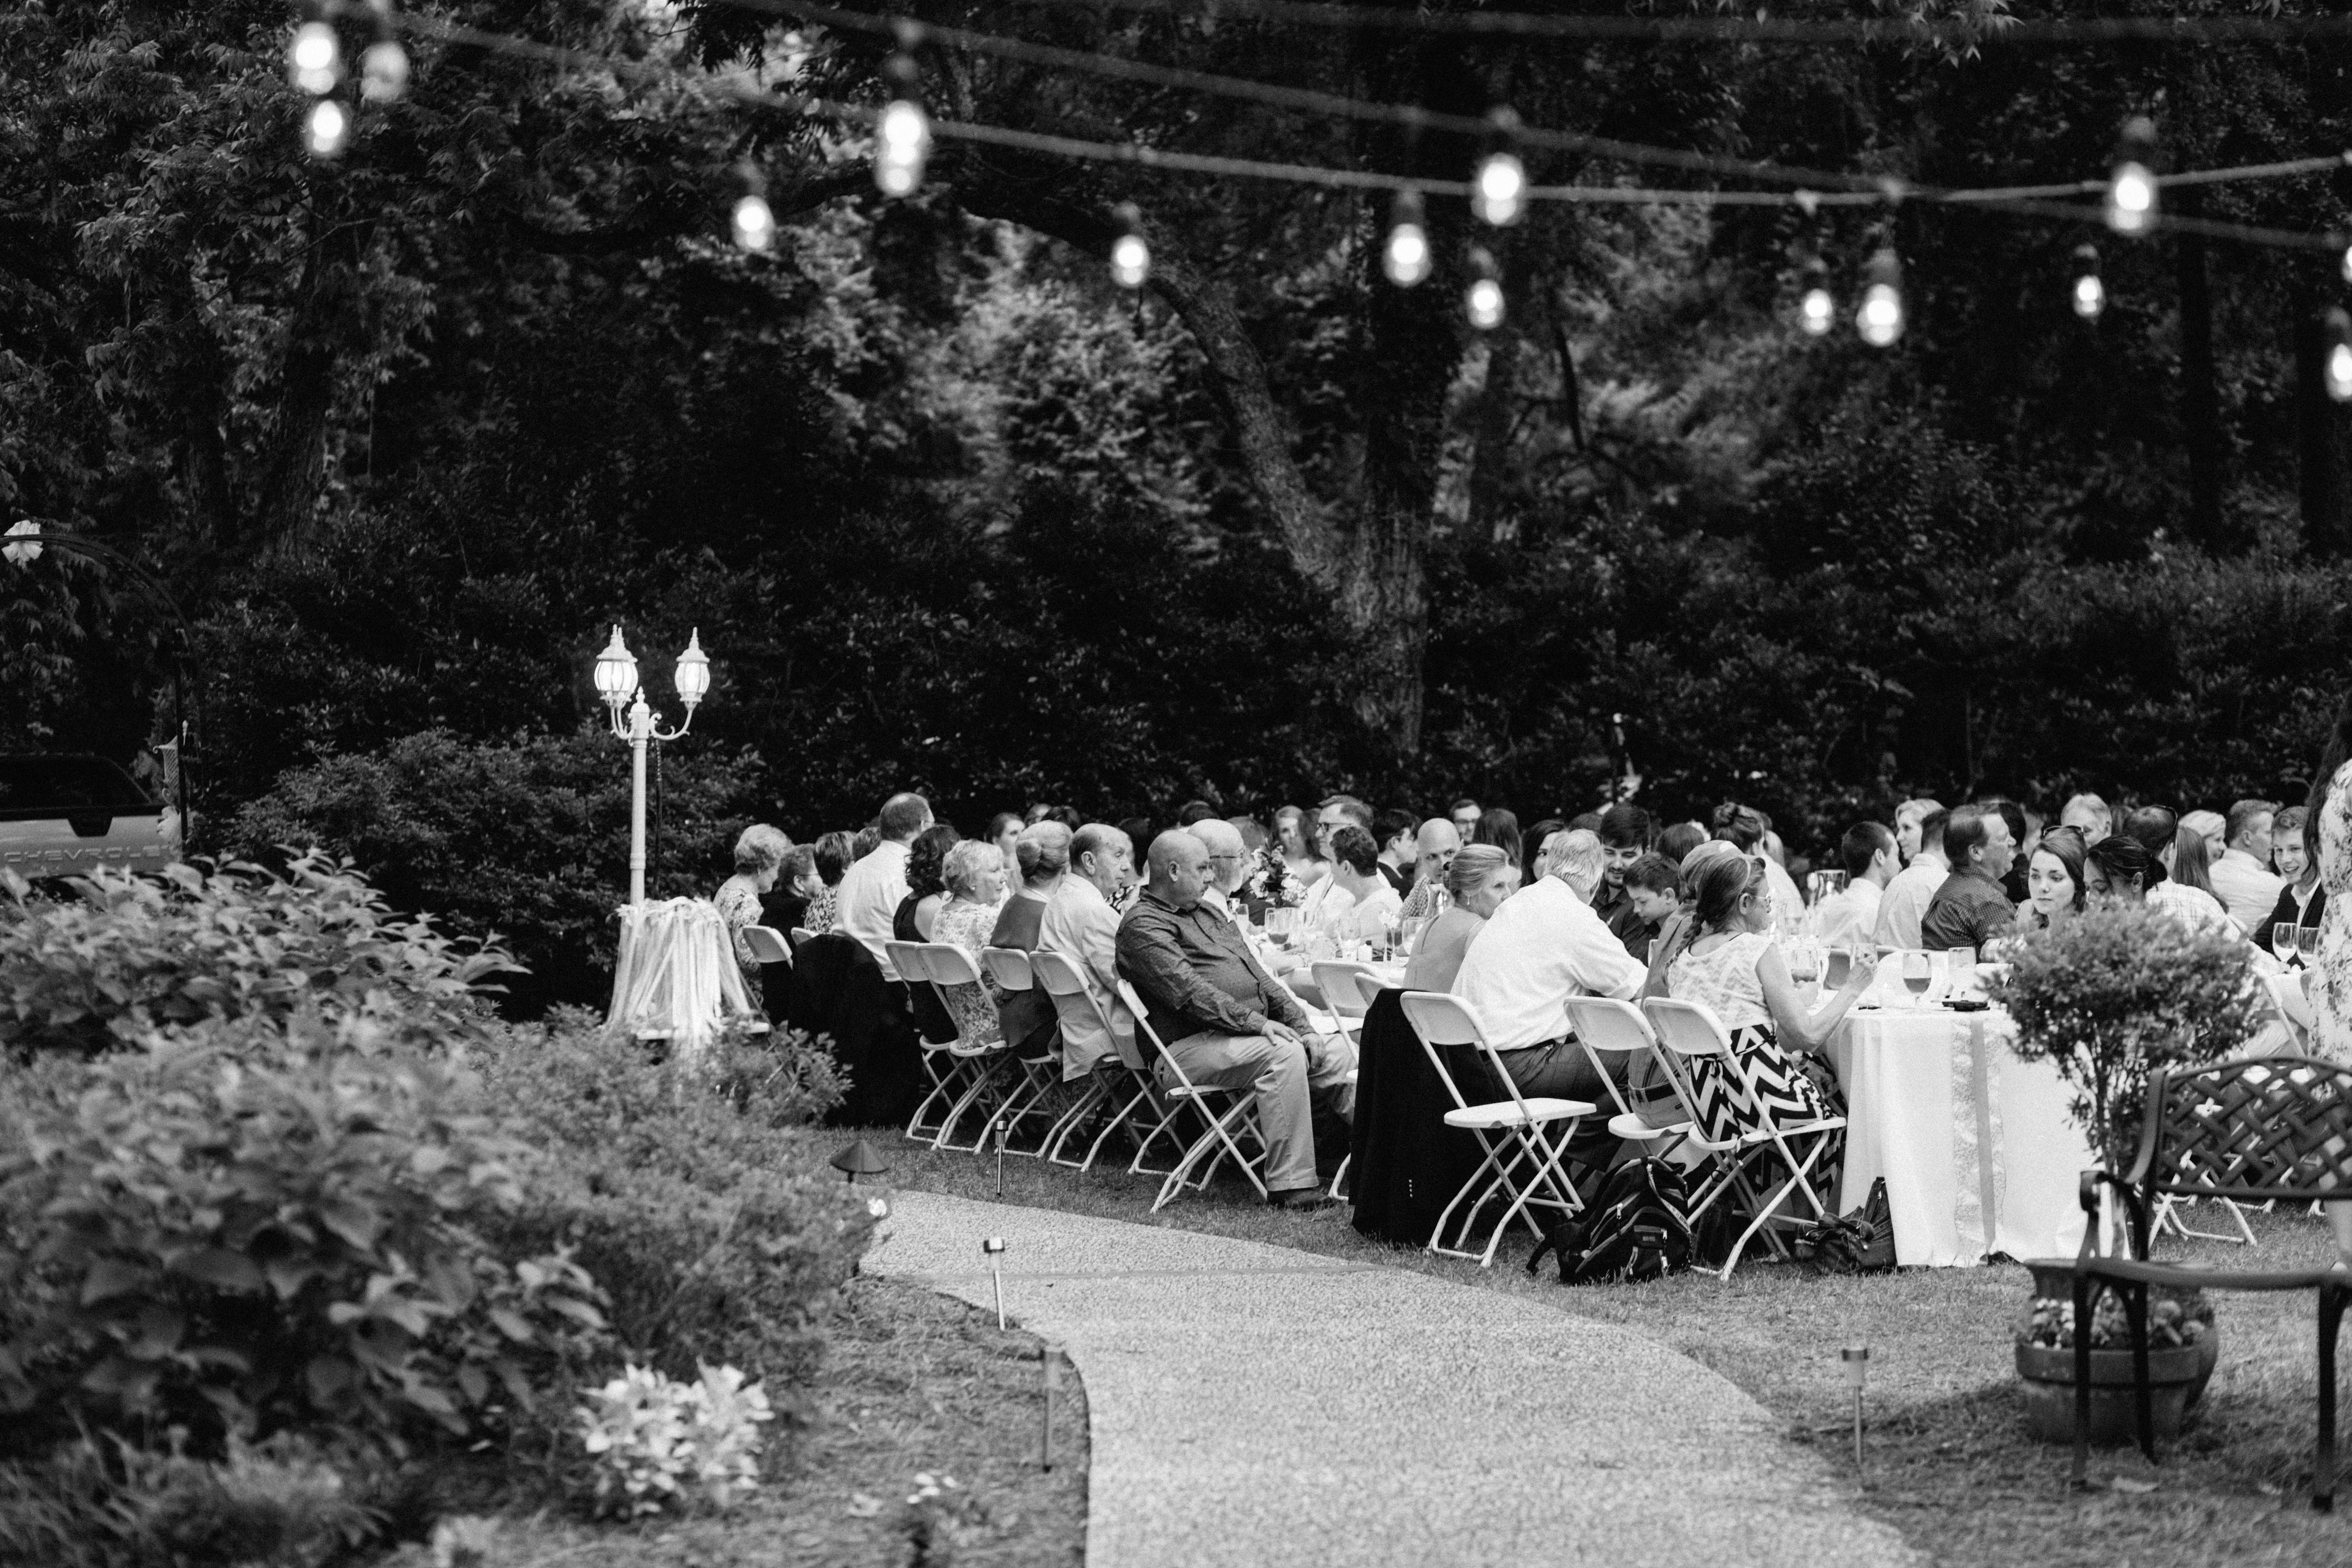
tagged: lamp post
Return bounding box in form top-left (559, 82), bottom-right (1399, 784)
top-left (592, 624), bottom-right (711, 907)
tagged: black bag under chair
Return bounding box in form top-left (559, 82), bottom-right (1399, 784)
top-left (1527, 1157), bottom-right (1698, 1286)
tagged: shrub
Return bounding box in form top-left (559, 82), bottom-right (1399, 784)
top-left (0, 1433), bottom-right (375, 1568)
top-left (0, 1011), bottom-right (609, 1459)
top-left (470, 1021), bottom-right (871, 1428)
top-left (228, 727), bottom-right (767, 1013)
top-left (1991, 901), bottom-right (2266, 1169)
top-left (0, 855), bottom-right (517, 1059)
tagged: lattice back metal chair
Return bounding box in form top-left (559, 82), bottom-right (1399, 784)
top-left (1113, 978), bottom-right (1270, 1212)
top-left (2044, 1054), bottom-right (2352, 1506)
top-left (1397, 991), bottom-right (1593, 1268)
top-left (1640, 997), bottom-right (1847, 1280)
top-left (1026, 949), bottom-right (1168, 1176)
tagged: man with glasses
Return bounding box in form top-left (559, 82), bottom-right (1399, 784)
top-left (1187, 817), bottom-right (1253, 920)
top-left (1300, 794), bottom-right (1374, 931)
top-left (1450, 798), bottom-right (1482, 836)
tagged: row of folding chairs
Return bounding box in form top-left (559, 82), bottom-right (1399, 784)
top-left (1394, 992), bottom-right (1848, 1278)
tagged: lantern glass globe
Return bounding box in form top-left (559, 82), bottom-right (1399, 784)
top-left (594, 626), bottom-right (639, 708)
top-left (674, 630), bottom-right (712, 707)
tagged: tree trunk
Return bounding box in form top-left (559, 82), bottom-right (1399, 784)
top-left (251, 201), bottom-right (374, 560)
top-left (2295, 269), bottom-right (2352, 559)
top-left (2173, 227), bottom-right (2226, 550)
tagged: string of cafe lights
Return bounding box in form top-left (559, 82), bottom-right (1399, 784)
top-left (285, 2), bottom-right (2352, 394)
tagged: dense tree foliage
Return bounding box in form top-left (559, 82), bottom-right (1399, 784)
top-left (8, 0), bottom-right (2352, 995)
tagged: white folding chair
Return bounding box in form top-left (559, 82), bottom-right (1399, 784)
top-left (739, 925), bottom-right (791, 966)
top-left (974, 946), bottom-right (1062, 1155)
top-left (789, 926), bottom-right (817, 948)
top-left (1027, 950), bottom-right (1166, 1175)
top-left (1641, 997), bottom-right (1848, 1280)
top-left (1398, 992), bottom-right (1592, 1267)
top-left (1114, 978), bottom-right (1270, 1212)
top-left (1310, 960), bottom-right (1384, 1038)
top-left (1559, 996), bottom-right (1696, 1158)
top-left (910, 942), bottom-right (1019, 1153)
top-left (891, 939), bottom-right (972, 1145)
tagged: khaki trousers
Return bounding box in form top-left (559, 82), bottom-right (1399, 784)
top-left (1160, 1028), bottom-right (1358, 1193)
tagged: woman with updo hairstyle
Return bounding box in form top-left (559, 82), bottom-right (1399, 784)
top-left (806, 830), bottom-right (856, 933)
top-left (1401, 844), bottom-right (1519, 992)
top-left (927, 840), bottom-right (1008, 1047)
top-left (2082, 834), bottom-right (2153, 904)
top-left (894, 822), bottom-right (962, 943)
top-left (2018, 825), bottom-right (2089, 932)
top-left (1664, 851), bottom-right (1877, 1122)
top-left (714, 823), bottom-right (791, 1003)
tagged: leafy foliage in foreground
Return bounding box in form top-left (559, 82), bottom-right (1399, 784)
top-left (0, 854), bottom-right (516, 1057)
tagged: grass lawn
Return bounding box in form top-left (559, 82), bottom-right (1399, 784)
top-left (431, 1272), bottom-right (1088, 1568)
top-left (893, 1138), bottom-right (2352, 1568)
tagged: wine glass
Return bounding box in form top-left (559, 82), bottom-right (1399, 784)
top-left (2299, 926), bottom-right (2323, 969)
top-left (1901, 951), bottom-right (1934, 1009)
top-left (1267, 906), bottom-right (1298, 946)
top-left (2275, 922), bottom-right (2301, 965)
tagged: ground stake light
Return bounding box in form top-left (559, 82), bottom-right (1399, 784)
top-left (983, 1237), bottom-right (1007, 1328)
top-left (831, 1137), bottom-right (891, 1183)
top-left (1843, 1344), bottom-right (1871, 1483)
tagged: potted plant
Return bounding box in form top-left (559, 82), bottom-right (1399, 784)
top-left (1988, 901), bottom-right (2262, 1440)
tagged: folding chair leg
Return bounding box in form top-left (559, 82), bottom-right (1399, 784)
top-left (936, 1053), bottom-right (1019, 1153)
top-left (2072, 1274), bottom-right (2097, 1491)
top-left (2321, 1284), bottom-right (2345, 1513)
top-left (1041, 1078), bottom-right (1109, 1167)
top-left (1330, 1153), bottom-right (1351, 1201)
top-left (2125, 1282), bottom-right (2157, 1464)
top-left (1427, 1135), bottom-right (1514, 1261)
top-left (1150, 1096), bottom-right (1264, 1212)
top-left (904, 1051), bottom-right (970, 1144)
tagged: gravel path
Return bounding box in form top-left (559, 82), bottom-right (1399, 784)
top-left (867, 1189), bottom-right (1918, 1568)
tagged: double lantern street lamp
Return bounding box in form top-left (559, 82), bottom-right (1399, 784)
top-left (592, 625), bottom-right (711, 907)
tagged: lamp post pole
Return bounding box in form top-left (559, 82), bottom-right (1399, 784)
top-left (593, 625), bottom-right (711, 909)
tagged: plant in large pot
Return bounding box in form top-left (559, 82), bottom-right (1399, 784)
top-left (1988, 901), bottom-right (2262, 1442)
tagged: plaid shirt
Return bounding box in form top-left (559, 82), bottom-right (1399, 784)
top-left (1115, 888), bottom-right (1308, 1043)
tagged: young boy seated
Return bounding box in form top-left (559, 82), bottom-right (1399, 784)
top-left (1609, 850), bottom-right (1681, 962)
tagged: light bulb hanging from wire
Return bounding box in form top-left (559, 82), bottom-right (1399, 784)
top-left (289, 20), bottom-right (340, 95)
top-left (2327, 309), bottom-right (2352, 403)
top-left (1472, 107), bottom-right (1525, 227)
top-left (1465, 247), bottom-right (1504, 330)
top-left (874, 53), bottom-right (931, 196)
top-left (1796, 254), bottom-right (1833, 337)
top-left (1382, 190), bottom-right (1431, 286)
top-left (2071, 244), bottom-right (2104, 320)
top-left (732, 191), bottom-right (775, 253)
top-left (1110, 203), bottom-right (1150, 289)
top-left (304, 98), bottom-right (350, 160)
top-left (1855, 247), bottom-right (1903, 347)
top-left (2106, 117), bottom-right (2159, 237)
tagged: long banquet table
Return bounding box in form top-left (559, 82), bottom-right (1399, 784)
top-left (1826, 1006), bottom-right (2089, 1268)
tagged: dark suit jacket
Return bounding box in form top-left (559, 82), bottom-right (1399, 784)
top-left (778, 933), bottom-right (923, 1129)
top-left (986, 890), bottom-right (1060, 1057)
top-left (1348, 988), bottom-right (1488, 1248)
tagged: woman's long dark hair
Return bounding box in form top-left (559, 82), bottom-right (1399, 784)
top-left (906, 823), bottom-right (961, 899)
top-left (2171, 826), bottom-right (2218, 896)
top-left (2030, 826), bottom-right (2088, 916)
top-left (2306, 694), bottom-right (2352, 865)
top-left (1473, 807), bottom-right (1522, 869)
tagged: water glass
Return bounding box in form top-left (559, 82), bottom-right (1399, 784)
top-left (2299, 926), bottom-right (2323, 967)
top-left (1267, 906), bottom-right (1298, 945)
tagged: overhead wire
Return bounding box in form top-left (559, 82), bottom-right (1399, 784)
top-left (350, 5), bottom-right (2352, 253)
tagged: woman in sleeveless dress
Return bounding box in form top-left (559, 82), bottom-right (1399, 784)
top-left (2307, 704), bottom-right (2352, 1062)
top-left (1664, 852), bottom-right (1878, 1125)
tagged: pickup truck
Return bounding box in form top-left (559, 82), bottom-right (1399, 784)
top-left (0, 753), bottom-right (183, 878)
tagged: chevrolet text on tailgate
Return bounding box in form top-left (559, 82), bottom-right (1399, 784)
top-left (0, 754), bottom-right (183, 874)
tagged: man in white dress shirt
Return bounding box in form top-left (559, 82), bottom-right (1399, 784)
top-left (1873, 806), bottom-right (1949, 950)
top-left (1038, 823), bottom-right (1136, 1078)
top-left (2208, 799), bottom-right (2285, 932)
top-left (836, 792), bottom-right (931, 980)
top-left (1814, 822), bottom-right (1898, 949)
top-left (1454, 830), bottom-right (1644, 1166)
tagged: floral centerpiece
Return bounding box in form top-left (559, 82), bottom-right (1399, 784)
top-left (1988, 901), bottom-right (2264, 1172)
top-left (1244, 845), bottom-right (1305, 909)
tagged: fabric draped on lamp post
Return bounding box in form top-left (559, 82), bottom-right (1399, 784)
top-left (593, 624), bottom-right (710, 907)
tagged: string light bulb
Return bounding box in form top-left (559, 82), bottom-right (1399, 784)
top-left (874, 54), bottom-right (930, 197)
top-left (1796, 255), bottom-right (1834, 337)
top-left (358, 39), bottom-right (408, 103)
top-left (289, 21), bottom-right (340, 95)
top-left (304, 97), bottom-right (349, 159)
top-left (1472, 107), bottom-right (1525, 227)
top-left (1382, 190), bottom-right (1431, 286)
top-left (2107, 117), bottom-right (2159, 237)
top-left (2339, 240), bottom-right (2352, 285)
top-left (1466, 247), bottom-right (1504, 330)
top-left (1855, 247), bottom-right (1903, 347)
top-left (2327, 308), bottom-right (2352, 403)
top-left (2071, 244), bottom-right (2104, 320)
top-left (732, 193), bottom-right (776, 253)
top-left (1110, 203), bottom-right (1150, 289)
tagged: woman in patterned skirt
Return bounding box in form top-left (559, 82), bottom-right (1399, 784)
top-left (1664, 851), bottom-right (1878, 1122)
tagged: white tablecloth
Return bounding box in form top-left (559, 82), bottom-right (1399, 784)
top-left (1828, 1008), bottom-right (2089, 1267)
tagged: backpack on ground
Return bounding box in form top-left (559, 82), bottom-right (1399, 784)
top-left (1525, 1157), bottom-right (1695, 1285)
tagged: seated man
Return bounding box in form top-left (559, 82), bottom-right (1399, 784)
top-left (1396, 817), bottom-right (1463, 926)
top-left (1117, 832), bottom-right (1357, 1210)
top-left (1453, 829), bottom-right (1644, 1161)
top-left (1612, 850), bottom-right (1680, 962)
top-left (1308, 825), bottom-right (1403, 948)
top-left (2124, 805), bottom-right (2239, 936)
top-left (1039, 823), bottom-right (1136, 1081)
top-left (1814, 821), bottom-right (1898, 949)
top-left (1919, 804), bottom-right (2017, 953)
top-left (1187, 817), bottom-right (1253, 921)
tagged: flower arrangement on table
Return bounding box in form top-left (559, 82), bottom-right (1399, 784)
top-left (1244, 846), bottom-right (1305, 909)
top-left (1987, 901), bottom-right (2264, 1171)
